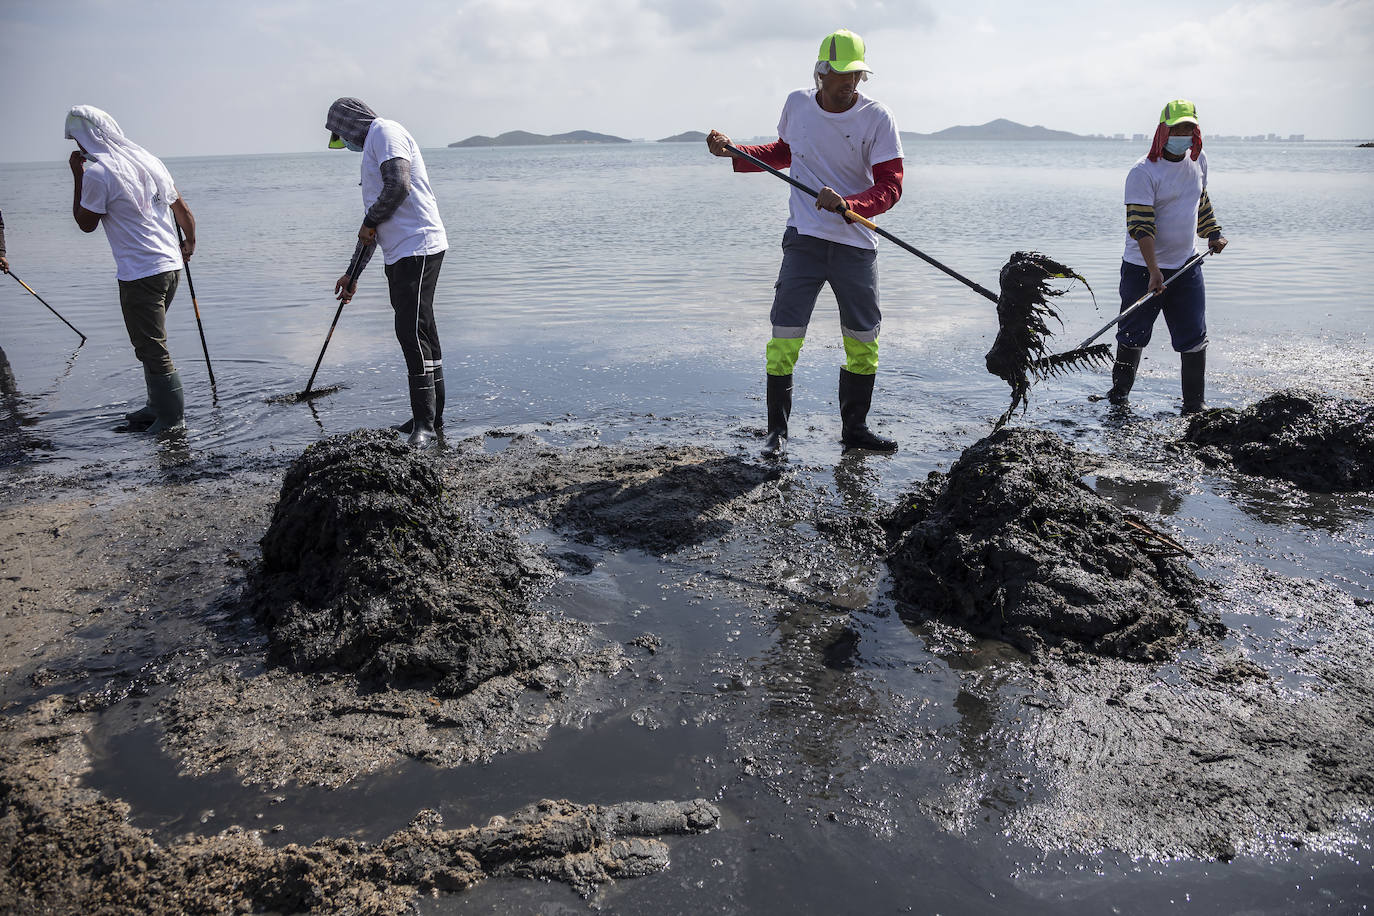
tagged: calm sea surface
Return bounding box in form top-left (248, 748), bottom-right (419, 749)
top-left (3, 140), bottom-right (1373, 913)
top-left (2, 140), bottom-right (1371, 478)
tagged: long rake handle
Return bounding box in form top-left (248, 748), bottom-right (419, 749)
top-left (175, 222), bottom-right (216, 388)
top-left (302, 246), bottom-right (372, 395)
top-left (1076, 250), bottom-right (1212, 350)
top-left (724, 142), bottom-right (999, 304)
top-left (7, 270), bottom-right (87, 341)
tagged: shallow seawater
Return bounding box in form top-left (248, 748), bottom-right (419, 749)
top-left (8, 140), bottom-right (1374, 911)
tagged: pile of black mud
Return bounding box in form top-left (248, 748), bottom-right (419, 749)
top-left (251, 430), bottom-right (561, 695)
top-left (884, 427), bottom-right (1222, 661)
top-left (1183, 388), bottom-right (1374, 492)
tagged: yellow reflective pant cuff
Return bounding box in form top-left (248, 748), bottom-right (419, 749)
top-left (843, 336), bottom-right (879, 375)
top-left (766, 337), bottom-right (804, 376)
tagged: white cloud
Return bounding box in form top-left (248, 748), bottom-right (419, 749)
top-left (0, 0), bottom-right (1369, 164)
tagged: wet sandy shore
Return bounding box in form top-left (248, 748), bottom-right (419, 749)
top-left (1, 414), bottom-right (1372, 912)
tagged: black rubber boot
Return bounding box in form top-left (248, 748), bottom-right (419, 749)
top-left (1181, 348), bottom-right (1206, 414)
top-left (144, 369), bottom-right (185, 433)
top-left (761, 373), bottom-right (792, 459)
top-left (1107, 346), bottom-right (1143, 405)
top-left (405, 373), bottom-right (437, 448)
top-left (839, 368), bottom-right (897, 453)
top-left (397, 367), bottom-right (445, 435)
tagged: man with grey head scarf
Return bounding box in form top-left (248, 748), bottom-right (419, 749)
top-left (66, 105), bottom-right (197, 433)
top-left (326, 97), bottom-right (449, 448)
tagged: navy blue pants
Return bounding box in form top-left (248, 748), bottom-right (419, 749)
top-left (1116, 259), bottom-right (1207, 353)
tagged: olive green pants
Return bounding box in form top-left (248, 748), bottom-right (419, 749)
top-left (117, 269), bottom-right (180, 375)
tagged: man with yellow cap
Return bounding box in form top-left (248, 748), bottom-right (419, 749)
top-left (1107, 99), bottom-right (1227, 414)
top-left (707, 28), bottom-right (905, 458)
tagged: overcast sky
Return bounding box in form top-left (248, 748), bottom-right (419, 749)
top-left (2, 0), bottom-right (1371, 162)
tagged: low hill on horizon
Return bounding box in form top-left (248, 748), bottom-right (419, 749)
top-left (658, 131), bottom-right (707, 143)
top-left (449, 129), bottom-right (631, 148)
top-left (901, 118), bottom-right (1098, 141)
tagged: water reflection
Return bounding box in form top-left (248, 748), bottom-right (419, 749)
top-left (1091, 473), bottom-right (1185, 517)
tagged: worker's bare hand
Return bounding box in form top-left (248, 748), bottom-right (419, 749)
top-left (334, 274), bottom-right (356, 303)
top-left (1208, 235), bottom-right (1228, 254)
top-left (0, 256), bottom-right (8, 274)
top-left (357, 225), bottom-right (377, 245)
top-left (1147, 267), bottom-right (1165, 294)
top-left (706, 130), bottom-right (733, 158)
top-left (816, 186), bottom-right (847, 215)
top-left (69, 151), bottom-right (86, 174)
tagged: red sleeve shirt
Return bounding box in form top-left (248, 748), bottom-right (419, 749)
top-left (734, 142), bottom-right (903, 221)
top-left (731, 139), bottom-right (792, 171)
top-left (844, 158), bottom-right (903, 219)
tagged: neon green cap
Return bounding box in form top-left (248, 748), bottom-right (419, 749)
top-left (1160, 99), bottom-right (1199, 127)
top-left (818, 29), bottom-right (871, 74)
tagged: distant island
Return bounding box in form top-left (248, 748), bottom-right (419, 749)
top-left (658, 131), bottom-right (706, 143)
top-left (901, 118), bottom-right (1095, 141)
top-left (448, 129), bottom-right (630, 148)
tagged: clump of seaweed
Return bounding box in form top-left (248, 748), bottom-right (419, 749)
top-left (984, 251), bottom-right (1109, 428)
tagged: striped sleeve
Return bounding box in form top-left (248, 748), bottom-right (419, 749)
top-left (1126, 203), bottom-right (1155, 240)
top-left (1196, 190), bottom-right (1222, 239)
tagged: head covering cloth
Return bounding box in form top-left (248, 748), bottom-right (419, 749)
top-left (325, 98), bottom-right (378, 149)
top-left (64, 105), bottom-right (177, 216)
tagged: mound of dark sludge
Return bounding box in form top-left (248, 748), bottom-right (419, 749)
top-left (884, 428), bottom-right (1221, 661)
top-left (1184, 389), bottom-right (1374, 492)
top-left (252, 430), bottom-right (559, 694)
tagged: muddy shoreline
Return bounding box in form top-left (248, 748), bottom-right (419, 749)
top-left (2, 418), bottom-right (1373, 912)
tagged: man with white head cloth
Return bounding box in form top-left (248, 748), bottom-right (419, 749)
top-left (326, 97), bottom-right (449, 448)
top-left (66, 105), bottom-right (197, 433)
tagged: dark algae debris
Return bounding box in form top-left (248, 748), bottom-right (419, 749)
top-left (252, 430), bottom-right (561, 694)
top-left (551, 454), bottom-right (781, 553)
top-left (1184, 388), bottom-right (1374, 492)
top-left (983, 251), bottom-right (1109, 428)
top-left (884, 427), bottom-right (1221, 661)
top-left (0, 699), bottom-right (719, 914)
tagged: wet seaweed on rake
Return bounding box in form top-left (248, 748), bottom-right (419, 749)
top-left (983, 251), bottom-right (1110, 428)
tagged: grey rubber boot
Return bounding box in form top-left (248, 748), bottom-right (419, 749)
top-left (405, 373), bottom-right (437, 448)
top-left (398, 366), bottom-right (445, 435)
top-left (144, 369), bottom-right (185, 433)
top-left (1181, 349), bottom-right (1206, 414)
top-left (839, 368), bottom-right (897, 453)
top-left (761, 373), bottom-right (792, 459)
top-left (1107, 345), bottom-right (1143, 405)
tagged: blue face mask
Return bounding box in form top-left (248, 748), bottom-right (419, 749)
top-left (1164, 134), bottom-right (1192, 156)
top-left (344, 139), bottom-right (364, 152)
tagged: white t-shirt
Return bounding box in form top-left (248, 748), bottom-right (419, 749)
top-left (777, 88), bottom-right (903, 250)
top-left (1123, 150), bottom-right (1208, 269)
top-left (80, 161), bottom-right (182, 282)
top-left (361, 119), bottom-right (448, 265)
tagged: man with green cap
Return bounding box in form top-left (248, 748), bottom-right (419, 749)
top-left (707, 28), bottom-right (905, 458)
top-left (1107, 99), bottom-right (1227, 414)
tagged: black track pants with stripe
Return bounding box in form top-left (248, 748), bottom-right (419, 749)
top-left (384, 250), bottom-right (445, 376)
